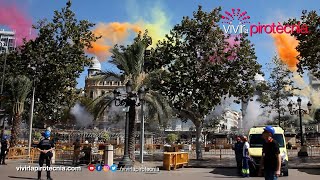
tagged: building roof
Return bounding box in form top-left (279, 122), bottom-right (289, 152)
top-left (89, 56), bottom-right (101, 70)
top-left (254, 73), bottom-right (265, 82)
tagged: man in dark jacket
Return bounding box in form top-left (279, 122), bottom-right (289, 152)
top-left (0, 135), bottom-right (9, 165)
top-left (72, 138), bottom-right (81, 166)
top-left (259, 126), bottom-right (281, 180)
top-left (37, 130), bottom-right (54, 180)
top-left (232, 136), bottom-right (243, 175)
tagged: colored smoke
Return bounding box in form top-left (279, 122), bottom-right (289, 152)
top-left (271, 33), bottom-right (299, 71)
top-left (86, 22), bottom-right (142, 61)
top-left (271, 33), bottom-right (320, 120)
top-left (87, 1), bottom-right (171, 61)
top-left (210, 35), bottom-right (240, 62)
top-left (0, 2), bottom-right (33, 46)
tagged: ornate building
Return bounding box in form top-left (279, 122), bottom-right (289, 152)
top-left (84, 57), bottom-right (124, 99)
top-left (84, 57), bottom-right (124, 128)
top-left (309, 74), bottom-right (320, 91)
top-left (0, 29), bottom-right (15, 54)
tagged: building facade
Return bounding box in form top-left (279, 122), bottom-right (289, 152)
top-left (0, 29), bottom-right (15, 54)
top-left (309, 73), bottom-right (320, 91)
top-left (84, 57), bottom-right (124, 128)
top-left (84, 57), bottom-right (124, 99)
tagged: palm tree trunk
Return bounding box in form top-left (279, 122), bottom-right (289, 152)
top-left (128, 103), bottom-right (136, 161)
top-left (195, 121), bottom-right (203, 160)
top-left (11, 113), bottom-right (22, 147)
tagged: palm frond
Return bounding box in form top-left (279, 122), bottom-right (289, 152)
top-left (94, 71), bottom-right (122, 82)
top-left (88, 93), bottom-right (113, 120)
top-left (8, 75), bottom-right (32, 104)
top-left (110, 41), bottom-right (146, 88)
top-left (144, 90), bottom-right (172, 126)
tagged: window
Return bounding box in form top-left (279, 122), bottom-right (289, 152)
top-left (249, 134), bottom-right (285, 148)
top-left (101, 91), bottom-right (105, 95)
top-left (90, 91), bottom-right (94, 98)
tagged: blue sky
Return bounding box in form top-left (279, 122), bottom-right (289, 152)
top-left (4, 0), bottom-right (320, 88)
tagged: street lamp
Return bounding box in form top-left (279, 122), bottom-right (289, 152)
top-left (287, 97), bottom-right (312, 157)
top-left (137, 86), bottom-right (148, 163)
top-left (114, 80), bottom-right (141, 168)
top-left (0, 40), bottom-right (9, 138)
top-left (27, 66), bottom-right (37, 159)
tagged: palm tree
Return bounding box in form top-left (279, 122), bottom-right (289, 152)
top-left (7, 75), bottom-right (32, 147)
top-left (89, 39), bottom-right (172, 161)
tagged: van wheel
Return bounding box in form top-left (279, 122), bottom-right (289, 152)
top-left (283, 170), bottom-right (289, 176)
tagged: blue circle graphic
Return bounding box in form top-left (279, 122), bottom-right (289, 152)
top-left (110, 164), bottom-right (117, 172)
top-left (96, 164), bottom-right (102, 171)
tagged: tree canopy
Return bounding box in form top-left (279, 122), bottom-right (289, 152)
top-left (260, 56), bottom-right (294, 126)
top-left (285, 10), bottom-right (320, 77)
top-left (1, 1), bottom-right (99, 124)
top-left (149, 6), bottom-right (262, 159)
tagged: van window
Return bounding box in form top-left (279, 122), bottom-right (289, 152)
top-left (249, 134), bottom-right (285, 148)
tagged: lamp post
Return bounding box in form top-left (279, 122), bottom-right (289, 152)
top-left (27, 66), bottom-right (37, 159)
top-left (287, 97), bottom-right (312, 157)
top-left (114, 80), bottom-right (141, 167)
top-left (138, 86), bottom-right (148, 163)
top-left (0, 40), bottom-right (9, 138)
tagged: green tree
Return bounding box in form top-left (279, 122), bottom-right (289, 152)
top-left (260, 56), bottom-right (294, 127)
top-left (89, 32), bottom-right (172, 162)
top-left (6, 75), bottom-right (32, 147)
top-left (284, 10), bottom-right (320, 77)
top-left (166, 133), bottom-right (178, 144)
top-left (1, 0), bottom-right (99, 125)
top-left (151, 6), bottom-right (261, 159)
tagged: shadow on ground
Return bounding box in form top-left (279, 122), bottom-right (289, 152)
top-left (8, 176), bottom-right (37, 180)
top-left (298, 169), bottom-right (320, 175)
top-left (209, 168), bottom-right (239, 177)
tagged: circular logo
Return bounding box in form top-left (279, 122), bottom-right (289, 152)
top-left (103, 165), bottom-right (110, 172)
top-left (96, 164), bottom-right (102, 171)
top-left (110, 164), bottom-right (117, 172)
top-left (88, 164), bottom-right (95, 172)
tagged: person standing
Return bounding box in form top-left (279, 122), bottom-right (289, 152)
top-left (232, 136), bottom-right (243, 175)
top-left (72, 138), bottom-right (81, 166)
top-left (259, 126), bottom-right (281, 180)
top-left (37, 130), bottom-right (54, 180)
top-left (242, 136), bottom-right (250, 177)
top-left (0, 135), bottom-right (10, 165)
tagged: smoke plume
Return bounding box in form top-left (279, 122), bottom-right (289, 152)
top-left (86, 2), bottom-right (171, 61)
top-left (86, 22), bottom-right (142, 61)
top-left (271, 33), bottom-right (320, 121)
top-left (70, 103), bottom-right (93, 128)
top-left (243, 96), bottom-right (265, 131)
top-left (0, 1), bottom-right (33, 45)
top-left (271, 33), bottom-right (299, 71)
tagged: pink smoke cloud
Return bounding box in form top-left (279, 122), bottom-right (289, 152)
top-left (209, 34), bottom-right (240, 62)
top-left (0, 2), bottom-right (33, 46)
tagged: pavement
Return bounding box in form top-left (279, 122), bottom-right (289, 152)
top-left (0, 162), bottom-right (319, 180)
top-left (120, 156), bottom-right (320, 169)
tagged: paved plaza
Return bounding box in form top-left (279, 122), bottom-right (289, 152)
top-left (0, 160), bottom-right (319, 180)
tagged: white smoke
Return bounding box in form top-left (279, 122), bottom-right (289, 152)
top-left (204, 95), bottom-right (238, 123)
top-left (243, 95), bottom-right (266, 132)
top-left (70, 103), bottom-right (93, 128)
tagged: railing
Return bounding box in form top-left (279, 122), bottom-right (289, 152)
top-left (7, 145), bottom-right (320, 163)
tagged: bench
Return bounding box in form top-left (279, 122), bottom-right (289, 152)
top-left (163, 152), bottom-right (189, 171)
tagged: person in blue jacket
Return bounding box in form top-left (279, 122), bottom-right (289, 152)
top-left (232, 136), bottom-right (243, 175)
